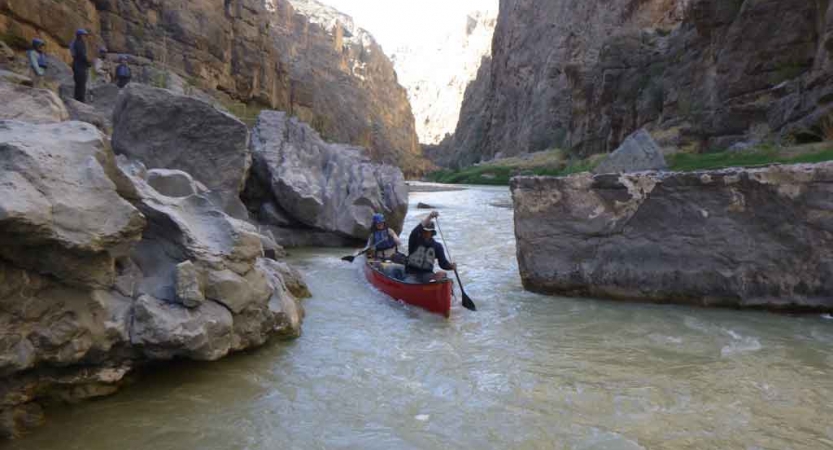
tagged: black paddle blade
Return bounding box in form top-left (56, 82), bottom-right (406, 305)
top-left (341, 255), bottom-right (356, 263)
top-left (461, 292), bottom-right (476, 311)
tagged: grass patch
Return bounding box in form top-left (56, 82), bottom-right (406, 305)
top-left (667, 143), bottom-right (833, 172)
top-left (424, 149), bottom-right (599, 185)
top-left (425, 143), bottom-right (833, 186)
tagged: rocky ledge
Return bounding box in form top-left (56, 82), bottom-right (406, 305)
top-left (0, 76), bottom-right (406, 438)
top-left (511, 164), bottom-right (833, 310)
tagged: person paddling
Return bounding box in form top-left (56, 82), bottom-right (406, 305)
top-left (405, 211), bottom-right (456, 283)
top-left (366, 213), bottom-right (402, 260)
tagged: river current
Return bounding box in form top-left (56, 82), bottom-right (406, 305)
top-left (6, 184), bottom-right (833, 450)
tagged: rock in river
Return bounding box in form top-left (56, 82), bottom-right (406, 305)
top-left (511, 163), bottom-right (833, 311)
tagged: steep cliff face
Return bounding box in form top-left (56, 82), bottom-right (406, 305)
top-left (390, 9), bottom-right (497, 145)
top-left (0, 0), bottom-right (425, 174)
top-left (440, 0), bottom-right (833, 167)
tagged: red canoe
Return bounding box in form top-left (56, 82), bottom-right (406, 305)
top-left (364, 259), bottom-right (453, 318)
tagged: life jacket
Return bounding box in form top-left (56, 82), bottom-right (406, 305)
top-left (372, 229), bottom-right (395, 251)
top-left (116, 64), bottom-right (131, 79)
top-left (407, 244), bottom-right (435, 272)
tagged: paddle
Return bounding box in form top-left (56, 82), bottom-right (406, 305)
top-left (341, 247), bottom-right (369, 263)
top-left (435, 218), bottom-right (476, 311)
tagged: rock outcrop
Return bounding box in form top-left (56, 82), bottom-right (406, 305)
top-left (245, 110), bottom-right (408, 244)
top-left (439, 0), bottom-right (833, 167)
top-left (593, 129), bottom-right (667, 174)
top-left (113, 84), bottom-right (251, 197)
top-left (0, 80), bottom-right (68, 123)
top-left (1, 0), bottom-right (425, 174)
top-left (0, 118), bottom-right (309, 439)
top-left (511, 163), bottom-right (833, 310)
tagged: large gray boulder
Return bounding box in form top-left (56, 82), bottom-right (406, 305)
top-left (0, 120), bottom-right (145, 286)
top-left (593, 129), bottom-right (667, 174)
top-left (0, 102), bottom-right (309, 438)
top-left (112, 84), bottom-right (251, 196)
top-left (0, 81), bottom-right (69, 124)
top-left (248, 111), bottom-right (408, 240)
top-left (511, 163), bottom-right (833, 311)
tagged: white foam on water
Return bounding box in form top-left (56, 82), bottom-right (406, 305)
top-left (414, 414), bottom-right (430, 421)
top-left (721, 329), bottom-right (762, 357)
top-left (821, 314), bottom-right (833, 320)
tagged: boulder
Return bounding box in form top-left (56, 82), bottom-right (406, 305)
top-left (511, 163), bottom-right (833, 311)
top-left (0, 80), bottom-right (69, 124)
top-left (147, 169), bottom-right (198, 198)
top-left (417, 202), bottom-right (435, 209)
top-left (248, 111), bottom-right (408, 239)
top-left (131, 295), bottom-right (233, 361)
top-left (0, 120), bottom-right (145, 287)
top-left (175, 261), bottom-right (204, 308)
top-left (593, 129), bottom-right (667, 174)
top-left (64, 98), bottom-right (112, 133)
top-left (0, 70), bottom-right (32, 86)
top-left (112, 84), bottom-right (250, 196)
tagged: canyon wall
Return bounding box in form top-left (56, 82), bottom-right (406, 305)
top-left (0, 0), bottom-right (425, 174)
top-left (437, 0), bottom-right (833, 168)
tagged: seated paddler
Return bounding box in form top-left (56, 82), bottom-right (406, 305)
top-left (366, 213), bottom-right (402, 260)
top-left (405, 211), bottom-right (456, 283)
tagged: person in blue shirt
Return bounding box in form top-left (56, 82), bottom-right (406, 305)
top-left (406, 211), bottom-right (456, 283)
top-left (70, 29), bottom-right (92, 102)
top-left (115, 55), bottom-right (132, 88)
top-left (27, 38), bottom-right (48, 78)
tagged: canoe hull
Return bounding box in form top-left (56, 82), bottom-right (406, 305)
top-left (364, 261), bottom-right (453, 318)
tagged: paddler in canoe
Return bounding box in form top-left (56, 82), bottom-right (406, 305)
top-left (404, 211), bottom-right (456, 283)
top-left (366, 213), bottom-right (402, 260)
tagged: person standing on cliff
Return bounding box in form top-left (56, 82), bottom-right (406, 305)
top-left (70, 29), bottom-right (92, 103)
top-left (27, 39), bottom-right (48, 82)
top-left (93, 46), bottom-right (111, 83)
top-left (405, 211), bottom-right (456, 283)
top-left (115, 55), bottom-right (132, 88)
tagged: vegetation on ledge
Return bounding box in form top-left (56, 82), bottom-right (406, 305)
top-left (424, 143), bottom-right (833, 185)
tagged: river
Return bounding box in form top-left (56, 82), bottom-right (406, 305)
top-left (5, 184), bottom-right (833, 450)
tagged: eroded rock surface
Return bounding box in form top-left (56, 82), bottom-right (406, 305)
top-left (511, 163), bottom-right (833, 310)
top-left (245, 110), bottom-right (408, 242)
top-left (113, 84), bottom-right (251, 196)
top-left (0, 120), bottom-right (309, 439)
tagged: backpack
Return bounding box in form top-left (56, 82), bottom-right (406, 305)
top-left (116, 64), bottom-right (131, 78)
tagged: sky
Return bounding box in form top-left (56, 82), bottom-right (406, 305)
top-left (321, 0), bottom-right (497, 50)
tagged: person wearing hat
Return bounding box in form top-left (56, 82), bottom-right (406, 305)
top-left (405, 210), bottom-right (456, 283)
top-left (27, 38), bottom-right (48, 78)
top-left (70, 29), bottom-right (92, 102)
top-left (115, 55), bottom-right (132, 88)
top-left (366, 213), bottom-right (402, 260)
top-left (94, 46), bottom-right (111, 83)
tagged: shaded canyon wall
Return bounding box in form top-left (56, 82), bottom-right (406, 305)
top-left (435, 0), bottom-right (833, 168)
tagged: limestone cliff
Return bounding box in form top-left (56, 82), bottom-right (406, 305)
top-left (0, 0), bottom-right (425, 174)
top-left (438, 0), bottom-right (833, 167)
